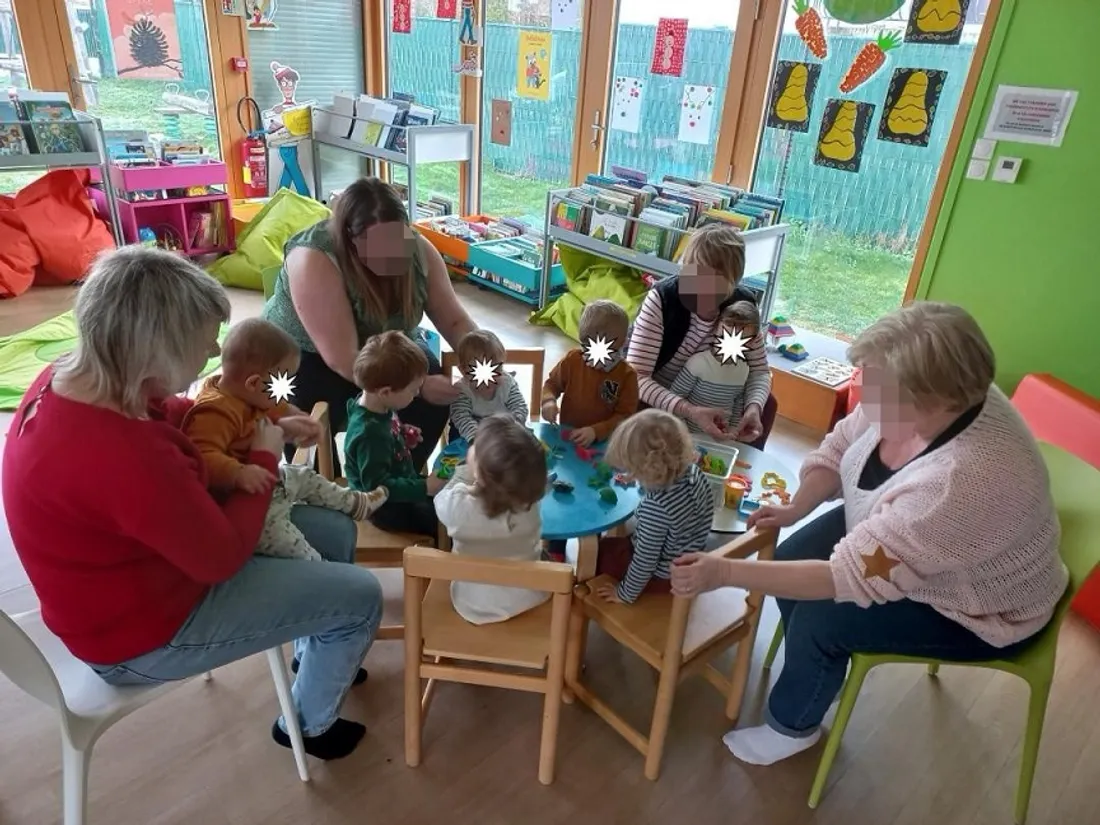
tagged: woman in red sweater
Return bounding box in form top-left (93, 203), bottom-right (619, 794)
top-left (2, 247), bottom-right (381, 761)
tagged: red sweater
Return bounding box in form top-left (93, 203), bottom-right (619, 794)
top-left (1, 368), bottom-right (277, 664)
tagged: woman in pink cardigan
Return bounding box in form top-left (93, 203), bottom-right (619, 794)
top-left (672, 302), bottom-right (1066, 767)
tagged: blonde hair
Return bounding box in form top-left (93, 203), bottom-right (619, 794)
top-left (329, 177), bottom-right (418, 328)
top-left (456, 329), bottom-right (506, 368)
top-left (578, 299), bottom-right (629, 345)
top-left (55, 246), bottom-right (230, 417)
top-left (606, 410), bottom-right (694, 489)
top-left (680, 224), bottom-right (746, 286)
top-left (220, 318), bottom-right (299, 381)
top-left (848, 302), bottom-right (995, 411)
top-left (471, 415), bottom-right (547, 519)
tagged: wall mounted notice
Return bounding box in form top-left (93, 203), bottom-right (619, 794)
top-left (983, 85), bottom-right (1077, 147)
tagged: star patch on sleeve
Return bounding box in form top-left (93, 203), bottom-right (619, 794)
top-left (860, 545), bottom-right (900, 582)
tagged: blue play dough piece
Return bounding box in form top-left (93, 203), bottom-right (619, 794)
top-left (432, 424), bottom-right (642, 541)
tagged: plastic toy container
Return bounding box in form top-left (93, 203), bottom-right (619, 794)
top-left (415, 214), bottom-right (495, 263)
top-left (693, 442), bottom-right (740, 483)
top-left (467, 237), bottom-right (567, 305)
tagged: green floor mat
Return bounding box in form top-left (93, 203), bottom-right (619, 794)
top-left (0, 310), bottom-right (226, 410)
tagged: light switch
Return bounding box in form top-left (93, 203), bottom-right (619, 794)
top-left (966, 158), bottom-right (990, 180)
top-left (972, 138), bottom-right (997, 160)
top-left (991, 156), bottom-right (1023, 183)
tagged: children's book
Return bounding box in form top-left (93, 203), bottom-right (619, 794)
top-left (588, 210), bottom-right (630, 246)
top-left (21, 96), bottom-right (85, 154)
top-left (389, 103), bottom-right (437, 153)
top-left (0, 98), bottom-right (29, 156)
top-left (349, 96), bottom-right (381, 144)
top-left (327, 92), bottom-right (358, 140)
top-left (368, 102), bottom-right (400, 149)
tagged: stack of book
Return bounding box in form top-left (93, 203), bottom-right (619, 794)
top-left (0, 91), bottom-right (86, 156)
top-left (327, 91), bottom-right (439, 156)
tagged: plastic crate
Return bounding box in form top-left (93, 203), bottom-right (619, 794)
top-left (467, 237), bottom-right (566, 294)
top-left (415, 214), bottom-right (495, 263)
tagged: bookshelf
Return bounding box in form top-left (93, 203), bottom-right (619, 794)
top-left (538, 187), bottom-right (790, 317)
top-left (0, 110), bottom-right (123, 244)
top-left (308, 106), bottom-right (476, 216)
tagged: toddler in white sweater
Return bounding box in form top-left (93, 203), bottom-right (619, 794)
top-left (449, 329), bottom-right (528, 442)
top-left (668, 301), bottom-right (761, 435)
top-left (435, 414), bottom-right (550, 624)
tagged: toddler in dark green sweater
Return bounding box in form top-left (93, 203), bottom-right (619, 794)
top-left (345, 330), bottom-right (446, 535)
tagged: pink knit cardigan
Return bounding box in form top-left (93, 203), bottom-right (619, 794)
top-left (803, 386), bottom-right (1067, 647)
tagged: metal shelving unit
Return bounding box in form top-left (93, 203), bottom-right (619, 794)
top-left (539, 187), bottom-right (790, 320)
top-left (309, 106), bottom-right (476, 215)
top-left (0, 110), bottom-right (123, 244)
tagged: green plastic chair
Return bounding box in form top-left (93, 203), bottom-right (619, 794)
top-left (760, 443), bottom-right (1100, 825)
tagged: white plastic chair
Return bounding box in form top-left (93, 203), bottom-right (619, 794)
top-left (0, 609), bottom-right (310, 825)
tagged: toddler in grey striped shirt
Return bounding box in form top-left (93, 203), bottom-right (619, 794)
top-left (668, 301), bottom-right (761, 436)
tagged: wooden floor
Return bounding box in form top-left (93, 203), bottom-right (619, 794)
top-left (1, 284), bottom-right (1099, 825)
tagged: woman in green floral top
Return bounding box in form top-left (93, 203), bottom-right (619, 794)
top-left (262, 178), bottom-right (477, 468)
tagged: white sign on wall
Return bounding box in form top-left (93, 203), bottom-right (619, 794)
top-left (983, 85), bottom-right (1078, 147)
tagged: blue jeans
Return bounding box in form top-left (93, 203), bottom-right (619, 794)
top-left (92, 506), bottom-right (383, 736)
top-left (766, 506), bottom-right (1032, 737)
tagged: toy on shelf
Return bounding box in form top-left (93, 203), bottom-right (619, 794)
top-left (723, 476), bottom-right (751, 510)
top-left (766, 315), bottom-right (796, 350)
top-left (599, 486), bottom-right (618, 504)
top-left (778, 343), bottom-right (810, 362)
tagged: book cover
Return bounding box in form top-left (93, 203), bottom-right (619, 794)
top-left (588, 211), bottom-right (629, 246)
top-left (370, 102), bottom-right (400, 149)
top-left (632, 222), bottom-right (666, 256)
top-left (0, 98), bottom-right (29, 156)
top-left (350, 96), bottom-right (381, 144)
top-left (23, 99), bottom-right (85, 154)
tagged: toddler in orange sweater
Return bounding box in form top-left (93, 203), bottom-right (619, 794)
top-left (182, 318), bottom-right (387, 561)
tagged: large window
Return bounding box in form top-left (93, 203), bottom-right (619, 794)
top-left (0, 0), bottom-right (34, 193)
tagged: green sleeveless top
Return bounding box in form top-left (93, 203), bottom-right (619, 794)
top-left (261, 220), bottom-right (429, 353)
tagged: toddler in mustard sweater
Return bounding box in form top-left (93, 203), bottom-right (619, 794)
top-left (182, 318), bottom-right (387, 561)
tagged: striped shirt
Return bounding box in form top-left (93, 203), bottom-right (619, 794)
top-left (616, 464), bottom-right (715, 603)
top-left (449, 373), bottom-right (528, 441)
top-left (668, 349), bottom-right (749, 434)
top-left (627, 289), bottom-right (770, 415)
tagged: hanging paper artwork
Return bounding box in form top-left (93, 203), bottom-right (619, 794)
top-left (453, 44), bottom-right (482, 77)
top-left (491, 99), bottom-right (513, 145)
top-left (824, 0), bottom-right (905, 24)
top-left (878, 68), bottom-right (947, 146)
top-left (107, 0), bottom-right (183, 79)
top-left (220, 0), bottom-right (244, 15)
top-left (815, 98), bottom-right (875, 173)
top-left (906, 0), bottom-right (970, 45)
top-left (437, 0), bottom-right (457, 19)
top-left (610, 76), bottom-right (645, 134)
top-left (766, 61), bottom-right (821, 133)
top-left (793, 1), bottom-right (828, 58)
top-left (551, 0), bottom-right (582, 31)
top-left (650, 18), bottom-right (688, 77)
top-left (839, 31), bottom-right (901, 93)
top-left (392, 0), bottom-right (412, 33)
top-left (516, 30), bottom-right (552, 101)
top-left (677, 84), bottom-right (716, 145)
top-left (458, 0), bottom-right (480, 45)
top-left (245, 0), bottom-right (278, 30)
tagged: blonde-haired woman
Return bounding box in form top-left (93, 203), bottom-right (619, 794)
top-left (626, 224), bottom-right (776, 446)
top-left (263, 177), bottom-right (477, 465)
top-left (2, 247), bottom-right (383, 761)
top-left (672, 302), bottom-right (1066, 767)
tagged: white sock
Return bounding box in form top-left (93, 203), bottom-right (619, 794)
top-left (722, 724), bottom-right (821, 766)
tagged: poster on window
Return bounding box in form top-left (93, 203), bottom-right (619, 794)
top-left (650, 18), bottom-right (687, 77)
top-left (610, 76), bottom-right (645, 134)
top-left (220, 0), bottom-right (244, 15)
top-left (814, 98), bottom-right (875, 173)
top-left (905, 0), bottom-right (971, 44)
top-left (551, 0), bottom-right (582, 31)
top-left (878, 68), bottom-right (946, 147)
top-left (491, 99), bottom-right (512, 145)
top-left (437, 0), bottom-right (457, 18)
top-left (392, 0), bottom-right (412, 33)
top-left (516, 30), bottom-right (551, 101)
top-left (106, 0), bottom-right (183, 79)
top-left (245, 0), bottom-right (278, 29)
top-left (677, 84), bottom-right (716, 145)
top-left (766, 61), bottom-right (821, 133)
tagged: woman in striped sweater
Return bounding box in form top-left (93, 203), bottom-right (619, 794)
top-left (626, 224), bottom-right (776, 447)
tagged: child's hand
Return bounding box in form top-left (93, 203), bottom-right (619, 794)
top-left (569, 426), bottom-right (596, 447)
top-left (402, 423), bottom-right (424, 448)
top-left (279, 415), bottom-right (322, 447)
top-left (236, 463), bottom-right (278, 495)
top-left (595, 580), bottom-right (625, 603)
top-left (426, 475), bottom-right (448, 496)
top-left (541, 399), bottom-right (559, 424)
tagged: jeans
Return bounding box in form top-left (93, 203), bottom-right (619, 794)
top-left (766, 506), bottom-right (1033, 737)
top-left (92, 506), bottom-right (383, 736)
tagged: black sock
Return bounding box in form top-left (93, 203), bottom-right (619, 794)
top-left (272, 718), bottom-right (366, 761)
top-left (291, 656), bottom-right (368, 685)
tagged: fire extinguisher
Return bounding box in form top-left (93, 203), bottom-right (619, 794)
top-left (237, 97), bottom-right (268, 198)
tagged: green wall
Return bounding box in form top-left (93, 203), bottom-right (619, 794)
top-left (914, 0), bottom-right (1100, 397)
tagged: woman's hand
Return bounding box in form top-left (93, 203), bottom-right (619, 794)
top-left (747, 503), bottom-right (803, 530)
top-left (420, 374), bottom-right (462, 406)
top-left (671, 552), bottom-right (727, 597)
top-left (686, 404), bottom-right (729, 439)
top-left (734, 404), bottom-right (764, 443)
top-left (278, 415), bottom-right (322, 447)
top-left (251, 419), bottom-right (286, 457)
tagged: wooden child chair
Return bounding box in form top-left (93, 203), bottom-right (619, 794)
top-left (565, 528), bottom-right (778, 780)
top-left (402, 546), bottom-right (573, 784)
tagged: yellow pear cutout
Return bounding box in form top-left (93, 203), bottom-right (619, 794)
top-left (916, 0), bottom-right (962, 33)
top-left (819, 101), bottom-right (858, 162)
top-left (887, 71), bottom-right (929, 136)
top-left (775, 64), bottom-right (809, 123)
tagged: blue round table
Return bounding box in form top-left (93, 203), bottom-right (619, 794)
top-left (434, 422), bottom-right (643, 580)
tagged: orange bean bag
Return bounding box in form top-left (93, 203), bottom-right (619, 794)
top-left (0, 169), bottom-right (115, 297)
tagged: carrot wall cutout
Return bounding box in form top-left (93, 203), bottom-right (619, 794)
top-left (839, 31), bottom-right (901, 93)
top-left (793, 0), bottom-right (828, 59)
